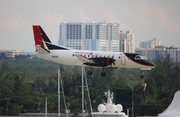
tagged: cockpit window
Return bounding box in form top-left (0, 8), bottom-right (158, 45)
top-left (135, 55), bottom-right (148, 60)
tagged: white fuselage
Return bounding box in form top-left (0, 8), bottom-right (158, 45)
top-left (34, 49), bottom-right (154, 69)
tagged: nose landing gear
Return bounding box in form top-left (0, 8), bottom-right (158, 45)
top-left (140, 70), bottom-right (144, 78)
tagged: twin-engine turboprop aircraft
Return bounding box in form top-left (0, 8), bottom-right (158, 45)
top-left (32, 25), bottom-right (155, 77)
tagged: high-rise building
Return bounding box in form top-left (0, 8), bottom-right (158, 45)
top-left (139, 38), bottom-right (162, 49)
top-left (119, 30), bottom-right (135, 53)
top-left (58, 21), bottom-right (120, 52)
top-left (59, 22), bottom-right (83, 50)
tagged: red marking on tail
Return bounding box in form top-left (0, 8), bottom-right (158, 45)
top-left (33, 25), bottom-right (44, 51)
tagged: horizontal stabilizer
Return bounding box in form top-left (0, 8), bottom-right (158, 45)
top-left (44, 41), bottom-right (70, 50)
top-left (35, 45), bottom-right (50, 54)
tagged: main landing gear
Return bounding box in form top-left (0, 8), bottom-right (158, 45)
top-left (87, 69), bottom-right (106, 77)
top-left (87, 71), bottom-right (92, 75)
top-left (101, 69), bottom-right (106, 77)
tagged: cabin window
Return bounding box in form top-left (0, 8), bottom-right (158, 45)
top-left (135, 55), bottom-right (148, 60)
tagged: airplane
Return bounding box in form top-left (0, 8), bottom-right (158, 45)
top-left (32, 25), bottom-right (156, 78)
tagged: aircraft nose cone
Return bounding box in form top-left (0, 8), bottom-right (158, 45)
top-left (149, 61), bottom-right (156, 68)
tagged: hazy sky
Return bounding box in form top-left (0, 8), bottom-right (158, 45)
top-left (0, 0), bottom-right (180, 52)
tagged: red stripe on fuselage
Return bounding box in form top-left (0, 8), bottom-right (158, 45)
top-left (33, 26), bottom-right (45, 49)
top-left (106, 57), bottom-right (109, 66)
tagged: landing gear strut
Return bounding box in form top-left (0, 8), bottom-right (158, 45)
top-left (101, 68), bottom-right (106, 77)
top-left (140, 70), bottom-right (144, 78)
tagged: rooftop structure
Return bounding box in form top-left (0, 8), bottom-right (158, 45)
top-left (91, 90), bottom-right (128, 117)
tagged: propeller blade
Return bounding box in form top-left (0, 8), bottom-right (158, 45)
top-left (112, 55), bottom-right (115, 66)
top-left (109, 55), bottom-right (116, 67)
top-left (111, 55), bottom-right (116, 67)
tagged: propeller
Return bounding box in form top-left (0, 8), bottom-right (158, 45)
top-left (109, 55), bottom-right (116, 67)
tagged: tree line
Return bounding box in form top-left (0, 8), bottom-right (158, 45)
top-left (0, 55), bottom-right (180, 116)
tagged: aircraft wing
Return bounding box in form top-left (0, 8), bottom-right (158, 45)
top-left (74, 54), bottom-right (94, 64)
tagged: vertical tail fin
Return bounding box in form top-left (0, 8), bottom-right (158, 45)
top-left (33, 25), bottom-right (45, 50)
top-left (32, 25), bottom-right (70, 51)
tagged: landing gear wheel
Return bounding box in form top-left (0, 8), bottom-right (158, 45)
top-left (101, 72), bottom-right (106, 77)
top-left (87, 71), bottom-right (92, 76)
top-left (140, 75), bottom-right (144, 78)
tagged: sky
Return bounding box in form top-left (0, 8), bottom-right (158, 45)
top-left (0, 0), bottom-right (180, 52)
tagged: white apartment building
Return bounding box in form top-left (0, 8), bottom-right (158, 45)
top-left (135, 46), bottom-right (180, 62)
top-left (0, 50), bottom-right (23, 58)
top-left (139, 38), bottom-right (162, 49)
top-left (119, 30), bottom-right (135, 53)
top-left (58, 21), bottom-right (120, 52)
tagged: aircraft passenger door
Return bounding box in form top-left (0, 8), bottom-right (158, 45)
top-left (121, 56), bottom-right (126, 66)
